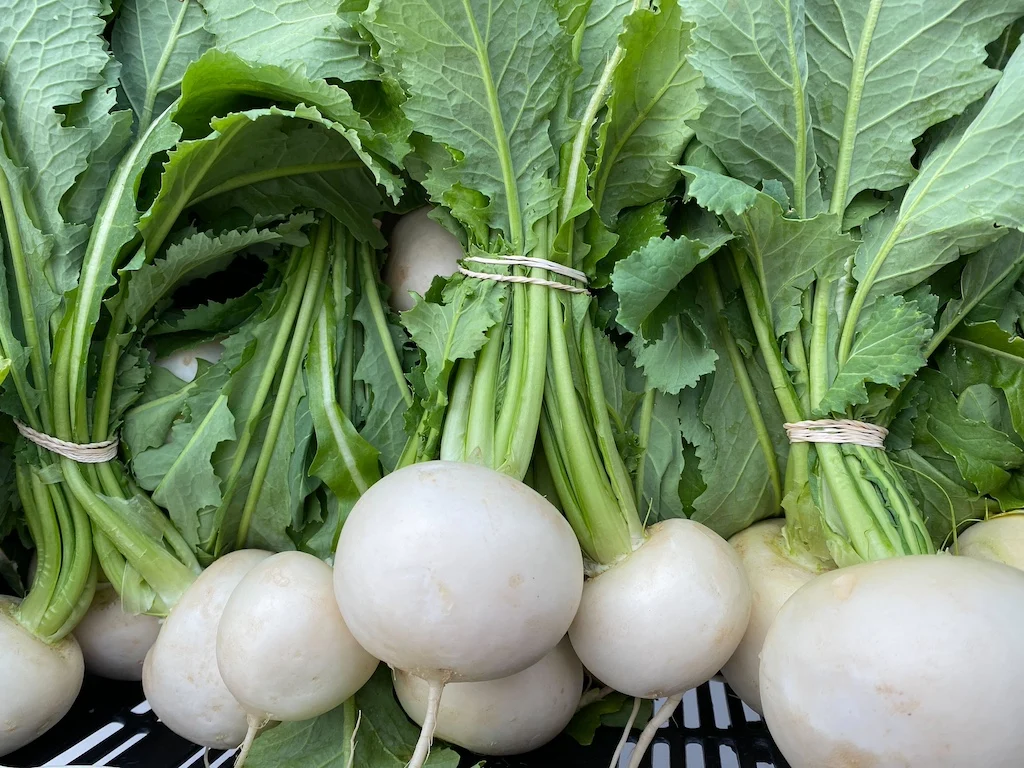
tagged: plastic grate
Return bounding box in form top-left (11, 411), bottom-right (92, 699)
top-left (6, 675), bottom-right (789, 768)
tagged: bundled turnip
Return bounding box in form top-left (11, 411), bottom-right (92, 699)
top-left (624, 2), bottom-right (1024, 764)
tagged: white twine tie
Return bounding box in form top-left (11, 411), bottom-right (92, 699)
top-left (459, 255), bottom-right (591, 295)
top-left (784, 419), bottom-right (888, 450)
top-left (15, 420), bottom-right (119, 463)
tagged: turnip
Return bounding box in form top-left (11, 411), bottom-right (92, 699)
top-left (0, 596), bottom-right (85, 757)
top-left (216, 551), bottom-right (379, 767)
top-left (73, 583), bottom-right (161, 681)
top-left (760, 555), bottom-right (1024, 768)
top-left (152, 341), bottom-right (225, 383)
top-left (954, 513), bottom-right (1024, 570)
top-left (720, 519), bottom-right (821, 713)
top-left (333, 461), bottom-right (583, 768)
top-left (567, 517), bottom-right (751, 768)
top-left (393, 637), bottom-right (583, 756)
top-left (143, 549), bottom-right (271, 749)
top-left (383, 207), bottom-right (464, 312)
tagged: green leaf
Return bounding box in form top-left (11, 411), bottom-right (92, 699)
top-left (365, 0), bottom-right (575, 250)
top-left (563, 0), bottom-right (635, 128)
top-left (680, 167), bottom-right (856, 337)
top-left (628, 309), bottom-right (717, 396)
top-left (637, 390), bottom-right (685, 523)
top-left (200, 0), bottom-right (377, 82)
top-left (988, 17), bottom-right (1024, 69)
top-left (247, 667), bottom-right (460, 768)
top-left (681, 0), bottom-right (822, 216)
top-left (817, 295), bottom-right (931, 415)
top-left (126, 215), bottom-right (311, 323)
top-left (401, 277), bottom-right (506, 426)
top-left (567, 693), bottom-right (653, 747)
top-left (353, 286), bottom-right (410, 473)
top-left (111, 0), bottom-right (213, 129)
top-left (805, 0), bottom-right (1024, 211)
top-left (612, 234), bottom-right (718, 336)
top-left (852, 46), bottom-right (1024, 303)
top-left (123, 367), bottom-right (197, 455)
top-left (591, 0), bottom-right (703, 223)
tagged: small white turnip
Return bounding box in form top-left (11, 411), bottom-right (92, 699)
top-left (720, 519), bottom-right (821, 713)
top-left (143, 549), bottom-right (270, 749)
top-left (394, 637), bottom-right (583, 756)
top-left (0, 596), bottom-right (84, 757)
top-left (333, 461), bottom-right (583, 768)
top-left (954, 513), bottom-right (1024, 570)
top-left (384, 207), bottom-right (464, 312)
top-left (73, 583), bottom-right (161, 681)
top-left (217, 551), bottom-right (379, 766)
top-left (760, 555), bottom-right (1024, 768)
top-left (153, 341), bottom-right (225, 383)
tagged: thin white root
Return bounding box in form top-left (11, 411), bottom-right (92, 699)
top-left (626, 693), bottom-right (682, 768)
top-left (345, 710), bottom-right (363, 768)
top-left (406, 678), bottom-right (445, 768)
top-left (234, 715), bottom-right (271, 768)
top-left (608, 697), bottom-right (642, 768)
top-left (577, 685), bottom-right (616, 711)
top-left (203, 747), bottom-right (212, 768)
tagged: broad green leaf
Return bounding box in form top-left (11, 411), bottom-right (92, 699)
top-left (592, 0), bottom-right (702, 223)
top-left (112, 0), bottom-right (213, 129)
top-left (805, 0), bottom-right (1024, 211)
top-left (817, 295), bottom-right (931, 415)
top-left (946, 320), bottom-right (1024, 438)
top-left (852, 47), bottom-right (1024, 302)
top-left (126, 216), bottom-right (310, 323)
top-left (123, 367), bottom-right (197, 455)
top-left (365, 0), bottom-right (575, 250)
top-left (0, 358), bottom-right (8, 387)
top-left (564, 0), bottom-right (635, 126)
top-left (681, 167), bottom-right (856, 337)
top-left (628, 310), bottom-right (716, 395)
top-left (200, 0), bottom-right (377, 82)
top-left (936, 230), bottom-right (1024, 347)
top-left (353, 286), bottom-right (411, 472)
top-left (612, 235), bottom-right (718, 336)
top-left (141, 106), bottom-right (384, 255)
top-left (307, 295), bottom-right (380, 508)
top-left (988, 16), bottom-right (1024, 69)
top-left (917, 370), bottom-right (1024, 496)
top-left (681, 0), bottom-right (822, 216)
top-left (636, 390), bottom-right (685, 523)
top-left (149, 291), bottom-right (263, 337)
top-left (247, 668), bottom-right (459, 768)
top-left (567, 693), bottom-right (653, 747)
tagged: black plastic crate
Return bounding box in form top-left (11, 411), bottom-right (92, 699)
top-left (6, 675), bottom-right (789, 768)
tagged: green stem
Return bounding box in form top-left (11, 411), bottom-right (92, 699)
top-left (337, 232), bottom-right (356, 415)
top-left (357, 243), bottom-right (413, 408)
top-left (808, 281), bottom-right (832, 412)
top-left (14, 466), bottom-right (60, 633)
top-left (634, 388), bottom-right (656, 506)
top-left (234, 219), bottom-right (331, 550)
top-left (815, 443), bottom-right (897, 560)
top-left (439, 359), bottom-right (475, 463)
top-left (540, 410), bottom-right (596, 560)
top-left (465, 323), bottom-right (503, 467)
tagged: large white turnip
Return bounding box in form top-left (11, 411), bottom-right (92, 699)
top-left (760, 555), bottom-right (1024, 768)
top-left (394, 637), bottom-right (583, 756)
top-left (383, 207), bottom-right (464, 312)
top-left (73, 583), bottom-right (161, 681)
top-left (217, 551), bottom-right (378, 766)
top-left (333, 461), bottom-right (583, 768)
top-left (143, 549), bottom-right (271, 749)
top-left (720, 519), bottom-right (821, 713)
top-left (954, 513), bottom-right (1024, 570)
top-left (567, 517), bottom-right (751, 768)
top-left (0, 596), bottom-right (84, 757)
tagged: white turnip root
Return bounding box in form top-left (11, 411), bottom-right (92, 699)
top-left (384, 207), bottom-right (464, 312)
top-left (333, 461), bottom-right (583, 768)
top-left (73, 583), bottom-right (161, 681)
top-left (954, 513), bottom-right (1024, 570)
top-left (720, 519), bottom-right (821, 713)
top-left (153, 341), bottom-right (225, 383)
top-left (0, 596), bottom-right (85, 757)
top-left (143, 549), bottom-right (270, 749)
top-left (394, 637), bottom-right (583, 756)
top-left (217, 551), bottom-right (378, 766)
top-left (760, 555), bottom-right (1024, 768)
top-left (569, 518), bottom-right (750, 697)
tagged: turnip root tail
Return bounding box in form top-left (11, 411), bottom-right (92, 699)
top-left (234, 714), bottom-right (271, 768)
top-left (346, 710), bottom-right (362, 768)
top-left (626, 693), bottom-right (682, 768)
top-left (608, 697), bottom-right (641, 768)
top-left (407, 678), bottom-right (445, 768)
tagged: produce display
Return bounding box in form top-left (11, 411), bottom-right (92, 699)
top-left (0, 1), bottom-right (1023, 767)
